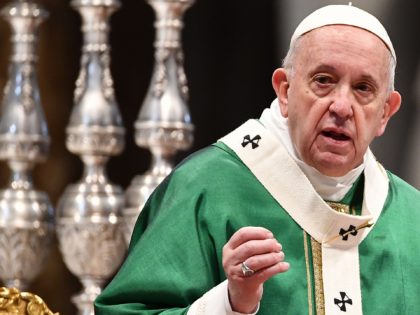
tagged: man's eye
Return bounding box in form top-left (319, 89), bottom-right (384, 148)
top-left (355, 83), bottom-right (373, 92)
top-left (314, 75), bottom-right (332, 85)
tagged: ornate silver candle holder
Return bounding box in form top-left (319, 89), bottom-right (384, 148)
top-left (0, 0), bottom-right (53, 291)
top-left (56, 1), bottom-right (126, 314)
top-left (123, 0), bottom-right (195, 244)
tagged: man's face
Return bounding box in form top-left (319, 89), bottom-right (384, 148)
top-left (272, 25), bottom-right (401, 176)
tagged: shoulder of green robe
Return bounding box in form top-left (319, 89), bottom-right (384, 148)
top-left (167, 142), bottom-right (249, 187)
top-left (175, 141), bottom-right (243, 171)
top-left (130, 143), bottom-right (255, 237)
top-left (386, 170), bottom-right (420, 201)
top-left (381, 170), bottom-right (420, 226)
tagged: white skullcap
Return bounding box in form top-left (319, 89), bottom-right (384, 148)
top-left (290, 4), bottom-right (396, 61)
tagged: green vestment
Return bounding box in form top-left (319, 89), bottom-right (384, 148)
top-left (95, 128), bottom-right (420, 314)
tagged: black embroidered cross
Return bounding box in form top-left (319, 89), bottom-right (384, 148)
top-left (241, 135), bottom-right (261, 149)
top-left (334, 292), bottom-right (353, 312)
top-left (339, 225), bottom-right (358, 241)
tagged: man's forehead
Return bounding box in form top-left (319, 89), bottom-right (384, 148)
top-left (302, 24), bottom-right (390, 53)
top-left (295, 28), bottom-right (390, 84)
top-left (290, 5), bottom-right (396, 61)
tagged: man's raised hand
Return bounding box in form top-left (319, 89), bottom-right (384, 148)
top-left (222, 226), bottom-right (290, 313)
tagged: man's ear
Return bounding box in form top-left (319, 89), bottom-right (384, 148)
top-left (272, 68), bottom-right (290, 118)
top-left (376, 91), bottom-right (402, 137)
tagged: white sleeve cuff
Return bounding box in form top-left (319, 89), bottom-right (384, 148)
top-left (187, 280), bottom-right (259, 315)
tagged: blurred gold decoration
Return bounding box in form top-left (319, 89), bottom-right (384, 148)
top-left (0, 287), bottom-right (59, 315)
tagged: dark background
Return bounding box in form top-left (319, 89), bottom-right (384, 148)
top-left (0, 0), bottom-right (418, 314)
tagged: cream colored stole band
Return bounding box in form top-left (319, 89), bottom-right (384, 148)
top-left (219, 119), bottom-right (389, 315)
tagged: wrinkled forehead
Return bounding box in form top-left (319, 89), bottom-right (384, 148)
top-left (299, 24), bottom-right (391, 59)
top-left (290, 5), bottom-right (396, 61)
top-left (296, 25), bottom-right (392, 76)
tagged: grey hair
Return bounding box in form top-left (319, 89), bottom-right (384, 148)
top-left (281, 35), bottom-right (396, 93)
top-left (281, 37), bottom-right (301, 78)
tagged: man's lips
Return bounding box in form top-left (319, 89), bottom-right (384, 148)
top-left (321, 128), bottom-right (351, 141)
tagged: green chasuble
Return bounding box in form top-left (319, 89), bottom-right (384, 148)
top-left (95, 127), bottom-right (420, 314)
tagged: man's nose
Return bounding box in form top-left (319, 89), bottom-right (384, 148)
top-left (328, 88), bottom-right (353, 120)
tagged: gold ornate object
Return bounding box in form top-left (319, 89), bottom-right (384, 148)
top-left (0, 287), bottom-right (59, 315)
top-left (311, 238), bottom-right (324, 315)
top-left (327, 202), bottom-right (350, 214)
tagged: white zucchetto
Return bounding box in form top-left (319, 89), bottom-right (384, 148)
top-left (291, 4), bottom-right (396, 61)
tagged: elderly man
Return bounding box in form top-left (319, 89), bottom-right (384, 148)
top-left (95, 4), bottom-right (420, 315)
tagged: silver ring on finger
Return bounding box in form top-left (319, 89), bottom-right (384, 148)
top-left (241, 261), bottom-right (255, 277)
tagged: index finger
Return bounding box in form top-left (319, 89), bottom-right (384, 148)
top-left (228, 226), bottom-right (274, 249)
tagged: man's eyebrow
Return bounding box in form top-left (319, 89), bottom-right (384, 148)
top-left (312, 64), bottom-right (336, 72)
top-left (308, 64), bottom-right (337, 75)
top-left (358, 74), bottom-right (379, 85)
top-left (309, 65), bottom-right (380, 85)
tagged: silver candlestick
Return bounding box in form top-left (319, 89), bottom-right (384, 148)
top-left (123, 0), bottom-right (195, 243)
top-left (0, 0), bottom-right (53, 291)
top-left (56, 1), bottom-right (126, 314)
